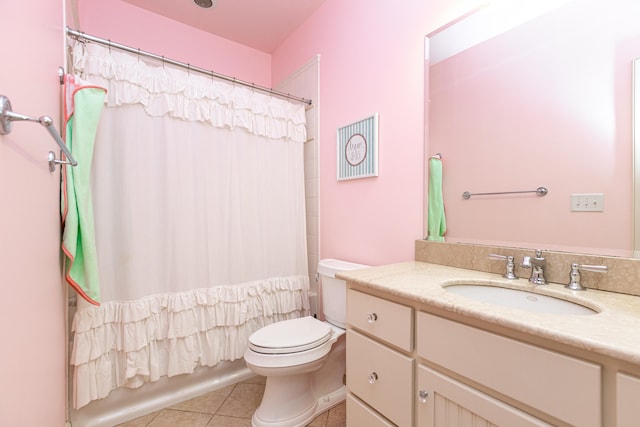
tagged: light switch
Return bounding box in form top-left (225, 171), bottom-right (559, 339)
top-left (571, 193), bottom-right (604, 212)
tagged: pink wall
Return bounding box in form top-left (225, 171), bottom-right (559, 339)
top-left (271, 0), bottom-right (481, 266)
top-left (76, 0), bottom-right (273, 87)
top-left (272, 1), bottom-right (424, 266)
top-left (0, 1), bottom-right (67, 426)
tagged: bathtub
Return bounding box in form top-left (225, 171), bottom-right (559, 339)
top-left (69, 359), bottom-right (254, 427)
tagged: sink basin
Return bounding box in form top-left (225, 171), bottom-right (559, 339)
top-left (444, 284), bottom-right (597, 315)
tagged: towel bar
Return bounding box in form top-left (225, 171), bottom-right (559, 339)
top-left (462, 186), bottom-right (548, 199)
top-left (0, 95), bottom-right (77, 171)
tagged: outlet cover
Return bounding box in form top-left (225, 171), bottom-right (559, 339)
top-left (571, 193), bottom-right (604, 212)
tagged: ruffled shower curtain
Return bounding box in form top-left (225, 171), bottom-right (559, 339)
top-left (67, 42), bottom-right (310, 409)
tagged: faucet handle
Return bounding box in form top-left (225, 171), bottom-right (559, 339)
top-left (566, 263), bottom-right (608, 291)
top-left (489, 254), bottom-right (518, 279)
top-left (574, 264), bottom-right (608, 273)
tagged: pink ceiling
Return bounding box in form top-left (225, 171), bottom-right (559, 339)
top-left (121, 0), bottom-right (327, 53)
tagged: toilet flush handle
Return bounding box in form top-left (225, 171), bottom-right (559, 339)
top-left (366, 313), bottom-right (378, 323)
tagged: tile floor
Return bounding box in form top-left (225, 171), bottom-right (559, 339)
top-left (116, 375), bottom-right (346, 427)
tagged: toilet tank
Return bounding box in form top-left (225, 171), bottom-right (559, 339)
top-left (318, 259), bottom-right (369, 328)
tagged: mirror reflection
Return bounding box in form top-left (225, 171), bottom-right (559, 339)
top-left (426, 0), bottom-right (640, 257)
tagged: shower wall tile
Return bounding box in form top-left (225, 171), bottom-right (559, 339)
top-left (305, 176), bottom-right (319, 198)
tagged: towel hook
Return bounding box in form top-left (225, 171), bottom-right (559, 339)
top-left (0, 95), bottom-right (77, 171)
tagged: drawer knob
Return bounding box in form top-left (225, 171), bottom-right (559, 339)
top-left (366, 313), bottom-right (378, 323)
top-left (367, 372), bottom-right (378, 384)
top-left (418, 389), bottom-right (429, 403)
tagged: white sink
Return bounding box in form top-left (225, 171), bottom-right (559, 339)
top-left (444, 284), bottom-right (598, 315)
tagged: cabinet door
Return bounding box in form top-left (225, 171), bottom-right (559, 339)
top-left (346, 393), bottom-right (395, 427)
top-left (617, 372), bottom-right (640, 427)
top-left (417, 365), bottom-right (553, 427)
top-left (417, 312), bottom-right (601, 427)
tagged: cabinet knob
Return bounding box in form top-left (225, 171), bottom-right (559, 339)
top-left (418, 389), bottom-right (429, 403)
top-left (367, 372), bottom-right (378, 384)
top-left (366, 313), bottom-right (378, 323)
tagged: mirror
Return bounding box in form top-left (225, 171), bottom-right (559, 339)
top-left (425, 0), bottom-right (640, 257)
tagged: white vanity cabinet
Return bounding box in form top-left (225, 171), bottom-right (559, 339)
top-left (616, 372), bottom-right (640, 426)
top-left (346, 289), bottom-right (414, 426)
top-left (417, 365), bottom-right (552, 427)
top-left (343, 262), bottom-right (640, 427)
top-left (416, 312), bottom-right (601, 427)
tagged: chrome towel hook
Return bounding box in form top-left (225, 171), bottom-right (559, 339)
top-left (0, 95), bottom-right (77, 171)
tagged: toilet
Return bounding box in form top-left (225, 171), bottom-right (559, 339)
top-left (244, 258), bottom-right (368, 427)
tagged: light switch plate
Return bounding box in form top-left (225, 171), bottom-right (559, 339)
top-left (571, 193), bottom-right (604, 212)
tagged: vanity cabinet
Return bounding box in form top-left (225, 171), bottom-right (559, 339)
top-left (346, 286), bottom-right (605, 427)
top-left (343, 260), bottom-right (640, 427)
top-left (416, 312), bottom-right (601, 427)
top-left (616, 372), bottom-right (640, 426)
top-left (346, 289), bottom-right (414, 426)
top-left (417, 364), bottom-right (552, 427)
top-left (346, 393), bottom-right (395, 427)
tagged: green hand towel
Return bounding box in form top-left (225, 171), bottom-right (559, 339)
top-left (62, 81), bottom-right (106, 305)
top-left (427, 157), bottom-right (446, 241)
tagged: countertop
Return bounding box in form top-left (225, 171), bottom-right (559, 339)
top-left (337, 261), bottom-right (640, 365)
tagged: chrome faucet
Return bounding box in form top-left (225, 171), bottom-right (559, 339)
top-left (522, 249), bottom-right (547, 285)
top-left (566, 263), bottom-right (608, 291)
top-left (488, 254), bottom-right (518, 279)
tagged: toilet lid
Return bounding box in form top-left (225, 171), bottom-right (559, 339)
top-left (248, 317), bottom-right (333, 354)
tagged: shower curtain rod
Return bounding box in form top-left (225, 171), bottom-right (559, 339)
top-left (66, 27), bottom-right (313, 106)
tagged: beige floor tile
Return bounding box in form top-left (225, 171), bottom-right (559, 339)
top-left (116, 410), bottom-right (161, 427)
top-left (147, 409), bottom-right (212, 427)
top-left (326, 402), bottom-right (346, 427)
top-left (216, 382), bottom-right (265, 418)
top-left (207, 415), bottom-right (253, 427)
top-left (307, 409), bottom-right (328, 427)
top-left (114, 377), bottom-right (345, 427)
top-left (242, 375), bottom-right (266, 385)
top-left (169, 384), bottom-right (235, 414)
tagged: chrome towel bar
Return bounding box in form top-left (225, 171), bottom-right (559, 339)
top-left (462, 186), bottom-right (548, 199)
top-left (0, 94), bottom-right (77, 172)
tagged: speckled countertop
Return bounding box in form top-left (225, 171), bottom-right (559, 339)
top-left (338, 261), bottom-right (640, 365)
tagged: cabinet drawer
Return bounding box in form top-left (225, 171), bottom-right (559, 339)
top-left (346, 329), bottom-right (414, 426)
top-left (347, 289), bottom-right (413, 351)
top-left (417, 312), bottom-right (601, 427)
top-left (346, 393), bottom-right (396, 427)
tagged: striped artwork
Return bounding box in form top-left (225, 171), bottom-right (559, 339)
top-left (336, 113), bottom-right (379, 180)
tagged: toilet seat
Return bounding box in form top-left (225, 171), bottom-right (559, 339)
top-left (249, 316), bottom-right (333, 354)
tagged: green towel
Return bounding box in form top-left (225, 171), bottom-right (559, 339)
top-left (61, 79), bottom-right (106, 305)
top-left (426, 157), bottom-right (446, 241)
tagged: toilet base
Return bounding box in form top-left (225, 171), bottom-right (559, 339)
top-left (251, 380), bottom-right (346, 427)
top-left (314, 384), bottom-right (347, 417)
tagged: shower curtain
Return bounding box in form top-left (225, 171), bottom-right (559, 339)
top-left (67, 42), bottom-right (310, 409)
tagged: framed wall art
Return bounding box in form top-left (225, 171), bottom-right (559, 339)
top-left (336, 113), bottom-right (379, 181)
